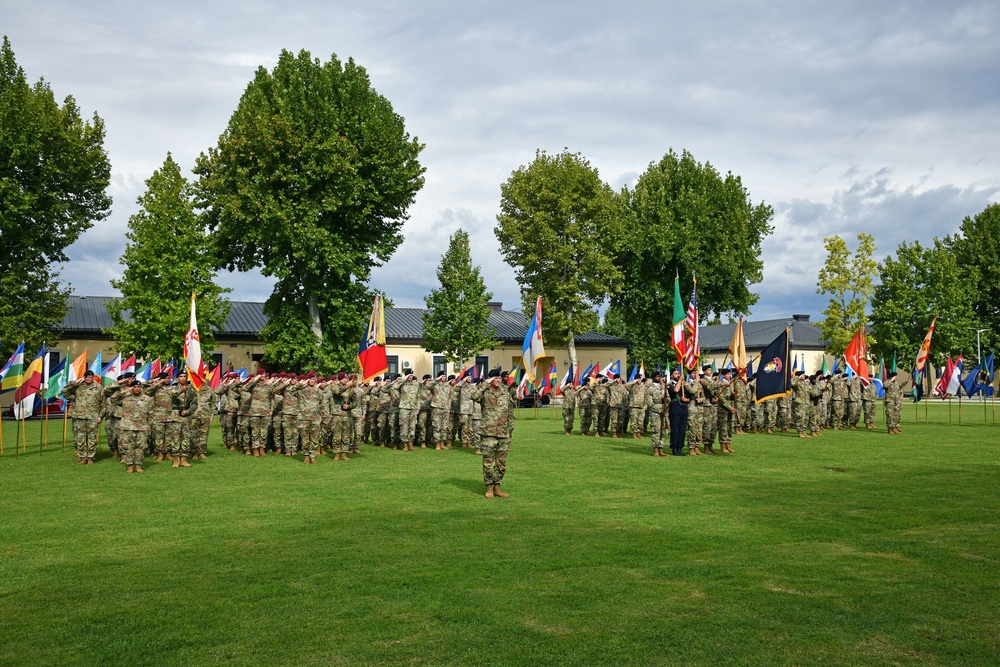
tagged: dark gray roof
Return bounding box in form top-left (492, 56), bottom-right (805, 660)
top-left (700, 317), bottom-right (828, 352)
top-left (59, 297), bottom-right (625, 347)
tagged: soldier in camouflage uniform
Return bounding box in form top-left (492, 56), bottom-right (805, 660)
top-left (627, 376), bottom-right (648, 438)
top-left (455, 376), bottom-right (475, 448)
top-left (645, 373), bottom-right (665, 453)
top-left (398, 370), bottom-right (420, 452)
top-left (236, 375), bottom-right (253, 453)
top-left (62, 370), bottom-right (105, 465)
top-left (119, 380), bottom-right (152, 473)
top-left (777, 392), bottom-right (792, 432)
top-left (791, 370), bottom-right (811, 438)
top-left (415, 375), bottom-right (433, 448)
top-left (862, 374), bottom-right (878, 428)
top-left (686, 369), bottom-right (704, 455)
top-left (884, 372), bottom-right (903, 434)
top-left (328, 372), bottom-right (355, 460)
top-left (275, 375), bottom-right (300, 456)
top-left (297, 374), bottom-right (326, 463)
top-left (608, 375), bottom-right (629, 437)
top-left (576, 380), bottom-right (593, 436)
top-left (700, 366), bottom-right (720, 454)
top-left (763, 397), bottom-right (777, 433)
top-left (364, 378), bottom-right (380, 444)
top-left (145, 373), bottom-right (182, 462)
top-left (846, 374), bottom-right (862, 429)
top-left (471, 378), bottom-right (484, 454)
top-left (270, 374), bottom-right (285, 453)
top-left (170, 371), bottom-right (196, 467)
top-left (829, 374), bottom-right (847, 429)
top-left (386, 374), bottom-right (403, 448)
top-left (350, 378), bottom-right (368, 452)
top-left (561, 381), bottom-right (578, 435)
top-left (592, 377), bottom-right (611, 437)
top-left (102, 373), bottom-right (132, 460)
top-left (734, 378), bottom-right (751, 434)
top-left (244, 371), bottom-right (274, 457)
top-left (715, 368), bottom-right (737, 453)
top-left (808, 374), bottom-right (826, 436)
top-left (430, 372), bottom-right (452, 450)
top-left (189, 375), bottom-right (216, 460)
top-left (471, 369), bottom-right (515, 499)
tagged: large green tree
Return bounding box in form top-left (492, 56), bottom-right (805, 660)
top-left (871, 239), bottom-right (980, 366)
top-left (194, 49), bottom-right (425, 371)
top-left (610, 149), bottom-right (773, 364)
top-left (495, 149), bottom-right (625, 370)
top-left (0, 36), bottom-right (111, 358)
top-left (816, 233), bottom-right (878, 356)
top-left (422, 229), bottom-right (496, 366)
top-left (107, 154), bottom-right (231, 361)
top-left (953, 203), bottom-right (1000, 352)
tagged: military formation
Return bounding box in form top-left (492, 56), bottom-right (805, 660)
top-left (557, 365), bottom-right (906, 455)
top-left (61, 366), bottom-right (519, 496)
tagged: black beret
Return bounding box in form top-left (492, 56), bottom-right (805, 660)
top-left (422, 374), bottom-right (432, 380)
top-left (447, 375), bottom-right (456, 381)
top-left (84, 370), bottom-right (95, 378)
top-left (488, 368), bottom-right (502, 378)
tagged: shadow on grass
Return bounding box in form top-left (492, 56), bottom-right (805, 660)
top-left (442, 476), bottom-right (486, 496)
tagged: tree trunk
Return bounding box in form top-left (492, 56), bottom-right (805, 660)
top-left (567, 328), bottom-right (579, 377)
top-left (306, 289), bottom-right (323, 347)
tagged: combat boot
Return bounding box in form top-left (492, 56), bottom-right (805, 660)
top-left (126, 465), bottom-right (134, 473)
top-left (484, 486), bottom-right (494, 499)
top-left (493, 485), bottom-right (509, 498)
top-left (689, 447), bottom-right (702, 456)
top-left (172, 455), bottom-right (181, 468)
top-left (179, 457), bottom-right (191, 467)
top-left (799, 431), bottom-right (808, 438)
top-left (134, 466), bottom-right (144, 473)
top-left (704, 445), bottom-right (718, 454)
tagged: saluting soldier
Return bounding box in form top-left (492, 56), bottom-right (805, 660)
top-left (686, 368), bottom-right (704, 455)
top-left (398, 370), bottom-right (420, 452)
top-left (170, 370), bottom-right (196, 467)
top-left (561, 381), bottom-right (578, 435)
top-left (884, 372), bottom-right (904, 434)
top-left (62, 369), bottom-right (105, 465)
top-left (576, 379), bottom-right (593, 436)
top-left (700, 366), bottom-right (720, 454)
top-left (716, 368), bottom-right (737, 454)
top-left (471, 369), bottom-right (516, 499)
top-left (119, 380), bottom-right (152, 473)
top-left (862, 374), bottom-right (879, 428)
top-left (627, 376), bottom-right (648, 439)
top-left (430, 372), bottom-right (452, 450)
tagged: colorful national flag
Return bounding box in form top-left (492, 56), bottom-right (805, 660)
top-left (601, 359), bottom-right (621, 378)
top-left (101, 353), bottom-right (122, 387)
top-left (69, 351), bottom-right (87, 383)
top-left (89, 351), bottom-right (103, 380)
top-left (44, 352), bottom-right (70, 401)
top-left (1, 342), bottom-right (26, 393)
top-left (628, 362), bottom-right (639, 382)
top-left (185, 292), bottom-right (209, 390)
top-left (914, 317), bottom-right (937, 372)
top-left (521, 297), bottom-right (546, 383)
top-left (13, 345), bottom-right (46, 418)
top-left (208, 364), bottom-right (222, 390)
top-left (961, 362), bottom-right (983, 397)
top-left (358, 294), bottom-right (389, 383)
top-left (935, 355), bottom-right (960, 398)
top-left (671, 273), bottom-right (687, 367)
top-left (577, 363), bottom-right (594, 386)
top-left (122, 355), bottom-right (136, 375)
top-left (844, 328), bottom-right (870, 384)
top-left (754, 329), bottom-right (792, 403)
top-left (539, 361), bottom-right (558, 398)
top-left (684, 276), bottom-right (700, 370)
top-left (136, 360), bottom-right (152, 383)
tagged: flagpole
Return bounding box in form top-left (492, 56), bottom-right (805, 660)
top-left (0, 405), bottom-right (4, 456)
top-left (925, 369), bottom-right (930, 425)
top-left (21, 406), bottom-right (27, 453)
top-left (958, 386), bottom-right (962, 425)
top-left (62, 404), bottom-right (68, 450)
top-left (39, 404), bottom-right (44, 455)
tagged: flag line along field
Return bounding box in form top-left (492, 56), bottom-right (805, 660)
top-left (1, 407), bottom-right (997, 666)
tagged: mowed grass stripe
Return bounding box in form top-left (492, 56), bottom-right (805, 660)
top-left (0, 405), bottom-right (997, 666)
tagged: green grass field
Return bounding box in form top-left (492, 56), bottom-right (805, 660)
top-left (1, 402), bottom-right (998, 666)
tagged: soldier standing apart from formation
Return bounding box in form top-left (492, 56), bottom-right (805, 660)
top-left (561, 381), bottom-right (578, 435)
top-left (686, 368), bottom-right (704, 455)
top-left (883, 372), bottom-right (903, 434)
top-left (119, 380), bottom-right (152, 473)
top-left (665, 368), bottom-right (690, 456)
top-left (862, 373), bottom-right (878, 428)
top-left (62, 369), bottom-right (105, 465)
top-left (471, 369), bottom-right (515, 499)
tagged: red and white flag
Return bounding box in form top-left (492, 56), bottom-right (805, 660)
top-left (184, 292), bottom-right (208, 390)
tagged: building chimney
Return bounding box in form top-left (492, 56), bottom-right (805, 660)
top-left (487, 301), bottom-right (503, 313)
top-left (792, 314), bottom-right (810, 322)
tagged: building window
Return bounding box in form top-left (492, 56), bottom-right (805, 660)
top-left (387, 355), bottom-right (399, 377)
top-left (475, 355), bottom-right (489, 378)
top-left (432, 356), bottom-right (447, 378)
top-left (212, 353), bottom-right (223, 368)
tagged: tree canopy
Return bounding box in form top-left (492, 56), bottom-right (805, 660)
top-left (0, 36), bottom-right (111, 358)
top-left (610, 149), bottom-right (773, 364)
top-left (194, 48), bottom-right (425, 371)
top-left (107, 154), bottom-right (231, 361)
top-left (816, 233), bottom-right (877, 356)
top-left (953, 203), bottom-right (1000, 353)
top-left (422, 229), bottom-right (496, 366)
top-left (495, 149), bottom-right (624, 368)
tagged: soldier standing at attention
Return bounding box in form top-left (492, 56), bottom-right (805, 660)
top-left (146, 372), bottom-right (179, 462)
top-left (170, 371), bottom-right (196, 468)
top-left (830, 373), bottom-right (847, 429)
top-left (471, 369), bottom-right (515, 499)
top-left (62, 369), bottom-right (105, 465)
top-left (716, 368), bottom-right (737, 454)
top-left (592, 377), bottom-right (610, 437)
top-left (608, 374), bottom-right (629, 437)
top-left (884, 372), bottom-right (904, 434)
top-left (398, 370), bottom-right (420, 452)
top-left (862, 373), bottom-right (878, 429)
top-left (245, 370), bottom-right (274, 457)
top-left (430, 372), bottom-right (452, 450)
top-left (119, 380), bottom-right (152, 473)
top-left (329, 372), bottom-right (355, 460)
top-left (189, 374), bottom-right (215, 460)
top-left (415, 374), bottom-right (433, 448)
top-left (791, 370), bottom-right (811, 438)
top-left (808, 373), bottom-right (826, 437)
top-left (699, 366), bottom-right (719, 454)
top-left (627, 375), bottom-right (648, 439)
top-left (665, 368), bottom-right (690, 456)
top-left (686, 368), bottom-right (704, 455)
top-left (561, 381), bottom-right (578, 435)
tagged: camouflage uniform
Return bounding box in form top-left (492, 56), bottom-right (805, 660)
top-left (386, 376), bottom-right (403, 447)
top-left (351, 383), bottom-right (368, 451)
top-left (763, 398), bottom-right (777, 432)
top-left (297, 382), bottom-right (326, 460)
top-left (561, 384), bottom-right (578, 434)
top-left (398, 375), bottom-right (421, 446)
top-left (146, 381), bottom-right (183, 458)
top-left (453, 379), bottom-right (475, 448)
top-left (592, 381), bottom-right (611, 436)
top-left (62, 379), bottom-right (105, 462)
top-left (430, 377), bottom-right (452, 446)
top-left (271, 381), bottom-right (285, 451)
top-left (171, 382), bottom-right (196, 459)
top-left (830, 376), bottom-right (847, 428)
top-left (627, 380), bottom-right (647, 437)
top-left (471, 379), bottom-right (515, 489)
top-left (328, 382), bottom-right (355, 454)
top-left (118, 388), bottom-right (152, 469)
top-left (791, 375), bottom-right (811, 435)
top-left (470, 385), bottom-right (483, 451)
top-left (846, 376), bottom-right (862, 427)
top-left (363, 382), bottom-right (379, 444)
top-left (778, 393), bottom-right (792, 431)
top-left (280, 380), bottom-right (302, 454)
top-left (884, 377), bottom-right (903, 432)
top-left (101, 381), bottom-right (125, 456)
top-left (735, 380), bottom-right (752, 432)
top-left (809, 378), bottom-right (826, 435)
top-left (716, 378), bottom-right (736, 448)
top-left (237, 380), bottom-right (253, 451)
top-left (608, 379), bottom-right (629, 436)
top-left (700, 374), bottom-right (719, 450)
top-left (862, 380), bottom-right (878, 427)
top-left (686, 377), bottom-right (703, 453)
top-left (189, 385), bottom-right (215, 458)
top-left (576, 383), bottom-right (593, 435)
top-left (245, 377), bottom-right (274, 454)
top-left (415, 380), bottom-right (433, 446)
top-left (647, 379), bottom-right (666, 451)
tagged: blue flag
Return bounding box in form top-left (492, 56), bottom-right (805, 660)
top-left (754, 329), bottom-right (792, 403)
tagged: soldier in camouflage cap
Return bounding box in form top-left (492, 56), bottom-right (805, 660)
top-left (62, 369), bottom-right (105, 465)
top-left (471, 368), bottom-right (516, 499)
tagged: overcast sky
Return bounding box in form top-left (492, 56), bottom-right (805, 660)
top-left (5, 0), bottom-right (999, 323)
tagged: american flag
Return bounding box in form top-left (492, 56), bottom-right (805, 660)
top-left (683, 276), bottom-right (699, 370)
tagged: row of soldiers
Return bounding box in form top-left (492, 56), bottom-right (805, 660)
top-left (556, 365), bottom-right (905, 455)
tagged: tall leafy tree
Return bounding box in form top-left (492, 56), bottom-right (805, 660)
top-left (107, 154), bottom-right (231, 361)
top-left (194, 49), bottom-right (425, 371)
top-left (495, 149), bottom-right (625, 370)
top-left (0, 36), bottom-right (111, 358)
top-left (954, 203), bottom-right (1000, 352)
top-left (816, 233), bottom-right (878, 356)
top-left (871, 239), bottom-right (979, 366)
top-left (611, 149), bottom-right (773, 363)
top-left (422, 230), bottom-right (496, 365)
